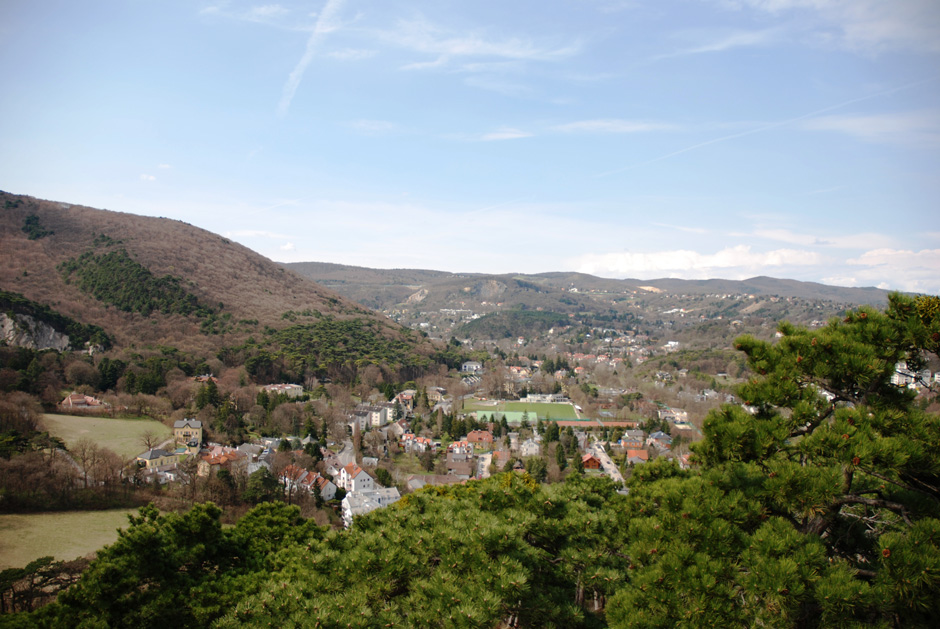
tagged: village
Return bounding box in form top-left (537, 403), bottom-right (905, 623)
top-left (55, 344), bottom-right (940, 531)
top-left (116, 370), bottom-right (698, 528)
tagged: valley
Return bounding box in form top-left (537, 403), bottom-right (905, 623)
top-left (1, 191), bottom-right (937, 626)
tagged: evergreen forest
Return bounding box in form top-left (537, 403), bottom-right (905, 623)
top-left (58, 249), bottom-right (216, 319)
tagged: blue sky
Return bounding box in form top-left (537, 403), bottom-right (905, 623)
top-left (2, 1), bottom-right (938, 294)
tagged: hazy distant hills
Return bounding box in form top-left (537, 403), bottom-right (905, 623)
top-left (284, 262), bottom-right (892, 313)
top-left (0, 191), bottom-right (417, 353)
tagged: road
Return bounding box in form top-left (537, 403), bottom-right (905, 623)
top-left (590, 442), bottom-right (624, 484)
top-left (337, 439), bottom-right (356, 466)
top-left (477, 452), bottom-right (492, 478)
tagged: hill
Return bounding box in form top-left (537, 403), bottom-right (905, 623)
top-left (283, 261), bottom-right (893, 347)
top-left (0, 191), bottom-right (434, 369)
top-left (285, 263), bottom-right (891, 310)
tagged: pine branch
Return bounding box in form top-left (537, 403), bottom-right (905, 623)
top-left (788, 403), bottom-right (835, 439)
top-left (856, 467), bottom-right (926, 499)
top-left (898, 472), bottom-right (940, 502)
top-left (834, 495), bottom-right (913, 526)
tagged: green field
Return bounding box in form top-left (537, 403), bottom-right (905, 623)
top-left (42, 413), bottom-right (171, 459)
top-left (461, 401), bottom-right (579, 420)
top-left (503, 402), bottom-right (579, 420)
top-left (0, 509), bottom-right (135, 569)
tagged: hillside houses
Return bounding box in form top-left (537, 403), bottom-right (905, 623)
top-left (279, 464), bottom-right (337, 502)
top-left (59, 391), bottom-right (107, 411)
top-left (445, 452), bottom-right (476, 480)
top-left (582, 454), bottom-right (601, 469)
top-left (173, 419), bottom-right (202, 452)
top-left (619, 430), bottom-right (645, 449)
top-left (447, 440), bottom-right (472, 455)
top-left (338, 462), bottom-right (375, 493)
top-left (400, 433), bottom-right (435, 453)
top-left (647, 431), bottom-right (673, 449)
top-left (626, 449), bottom-right (649, 465)
top-left (350, 402), bottom-right (396, 431)
top-left (466, 429), bottom-right (493, 446)
top-left (461, 361), bottom-right (483, 374)
top-left (262, 383), bottom-right (304, 398)
top-left (335, 462), bottom-right (401, 528)
top-left (519, 438), bottom-right (541, 458)
top-left (136, 448), bottom-right (178, 470)
top-left (198, 446), bottom-right (247, 477)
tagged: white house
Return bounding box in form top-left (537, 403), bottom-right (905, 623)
top-left (338, 462), bottom-right (375, 493)
top-left (342, 487), bottom-right (401, 528)
top-left (461, 361), bottom-right (483, 374)
top-left (262, 383), bottom-right (304, 398)
top-left (520, 438), bottom-right (541, 458)
top-left (301, 473), bottom-right (337, 501)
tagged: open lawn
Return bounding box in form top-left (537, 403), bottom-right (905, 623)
top-left (43, 413), bottom-right (171, 459)
top-left (0, 509), bottom-right (135, 569)
top-left (461, 400), bottom-right (579, 420)
top-left (503, 402), bottom-right (579, 420)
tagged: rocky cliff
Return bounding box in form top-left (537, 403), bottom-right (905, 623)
top-left (0, 312), bottom-right (71, 351)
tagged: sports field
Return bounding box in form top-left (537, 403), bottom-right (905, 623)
top-left (43, 413), bottom-right (171, 459)
top-left (462, 401), bottom-right (579, 420)
top-left (503, 402), bottom-right (579, 419)
top-left (0, 509), bottom-right (135, 569)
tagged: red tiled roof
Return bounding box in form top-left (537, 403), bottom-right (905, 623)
top-left (343, 462), bottom-right (366, 478)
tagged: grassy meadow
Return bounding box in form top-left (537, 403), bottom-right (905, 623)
top-left (0, 509), bottom-right (135, 569)
top-left (42, 413), bottom-right (171, 459)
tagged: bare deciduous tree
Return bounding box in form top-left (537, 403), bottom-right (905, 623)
top-left (139, 430), bottom-right (160, 452)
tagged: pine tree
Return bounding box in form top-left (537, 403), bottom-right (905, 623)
top-left (608, 294), bottom-right (940, 626)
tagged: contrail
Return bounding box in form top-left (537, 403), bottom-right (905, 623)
top-left (278, 0), bottom-right (347, 116)
top-left (596, 77), bottom-right (936, 177)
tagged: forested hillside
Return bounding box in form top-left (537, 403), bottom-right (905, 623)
top-left (0, 191), bottom-right (421, 354)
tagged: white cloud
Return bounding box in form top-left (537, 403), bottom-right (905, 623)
top-left (380, 16), bottom-right (580, 70)
top-left (848, 248), bottom-right (940, 268)
top-left (722, 0), bottom-right (940, 53)
top-left (840, 248), bottom-right (940, 292)
top-left (802, 110), bottom-right (940, 147)
top-left (459, 61), bottom-right (525, 74)
top-left (553, 119), bottom-right (676, 133)
top-left (328, 48), bottom-right (376, 60)
top-left (749, 228), bottom-right (896, 249)
top-left (157, 163), bottom-right (172, 169)
top-left (139, 174), bottom-right (156, 181)
top-left (248, 4), bottom-right (288, 19)
top-left (656, 28), bottom-right (780, 59)
top-left (279, 242), bottom-right (296, 251)
top-left (462, 75), bottom-right (532, 96)
top-left (479, 127), bottom-right (533, 141)
top-left (278, 0), bottom-right (347, 116)
top-left (572, 245), bottom-right (822, 279)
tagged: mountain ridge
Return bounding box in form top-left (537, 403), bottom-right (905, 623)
top-left (284, 261), bottom-right (893, 312)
